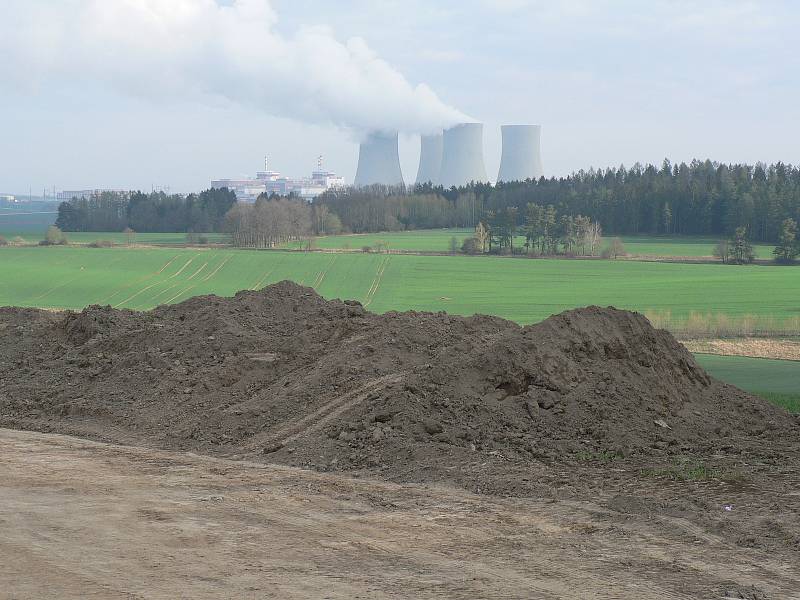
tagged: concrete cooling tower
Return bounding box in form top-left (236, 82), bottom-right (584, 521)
top-left (415, 133), bottom-right (443, 185)
top-left (438, 123), bottom-right (488, 188)
top-left (497, 125), bottom-right (544, 182)
top-left (353, 131), bottom-right (404, 186)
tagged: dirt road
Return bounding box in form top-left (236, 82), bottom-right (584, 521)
top-left (1, 428), bottom-right (797, 599)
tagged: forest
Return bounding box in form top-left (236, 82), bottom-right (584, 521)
top-left (55, 188), bottom-right (236, 233)
top-left (320, 159), bottom-right (800, 243)
top-left (53, 159), bottom-right (800, 246)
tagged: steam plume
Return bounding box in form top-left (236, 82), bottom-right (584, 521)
top-left (0, 0), bottom-right (469, 135)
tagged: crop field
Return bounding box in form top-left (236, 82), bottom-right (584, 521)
top-left (0, 230), bottom-right (229, 246)
top-left (286, 229), bottom-right (776, 259)
top-left (695, 354), bottom-right (800, 413)
top-left (2, 221), bottom-right (777, 258)
top-left (1, 246), bottom-right (798, 322)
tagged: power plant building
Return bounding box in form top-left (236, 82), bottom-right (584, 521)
top-left (497, 125), bottom-right (544, 182)
top-left (212, 160), bottom-right (345, 202)
top-left (415, 133), bottom-right (443, 185)
top-left (438, 123), bottom-right (488, 188)
top-left (353, 131), bottom-right (404, 187)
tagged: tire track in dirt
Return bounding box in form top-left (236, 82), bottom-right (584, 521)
top-left (256, 373), bottom-right (403, 453)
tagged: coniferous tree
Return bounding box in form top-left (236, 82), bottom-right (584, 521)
top-left (773, 218), bottom-right (798, 263)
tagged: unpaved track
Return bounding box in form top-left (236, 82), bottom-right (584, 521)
top-left (1, 428), bottom-right (798, 599)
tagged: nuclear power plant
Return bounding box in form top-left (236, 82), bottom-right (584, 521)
top-left (497, 124), bottom-right (544, 182)
top-left (415, 133), bottom-right (443, 185)
top-left (353, 131), bottom-right (404, 187)
top-left (353, 123), bottom-right (543, 188)
top-left (438, 123), bottom-right (488, 188)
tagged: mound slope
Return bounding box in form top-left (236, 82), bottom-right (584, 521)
top-left (0, 281), bottom-right (795, 490)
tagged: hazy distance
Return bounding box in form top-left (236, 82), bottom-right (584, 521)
top-left (1, 0), bottom-right (798, 194)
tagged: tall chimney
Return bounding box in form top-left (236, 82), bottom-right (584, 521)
top-left (353, 131), bottom-right (404, 187)
top-left (497, 125), bottom-right (543, 182)
top-left (438, 123), bottom-right (488, 188)
top-left (415, 133), bottom-right (443, 185)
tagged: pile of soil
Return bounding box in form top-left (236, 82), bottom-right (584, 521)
top-left (1, 281), bottom-right (796, 490)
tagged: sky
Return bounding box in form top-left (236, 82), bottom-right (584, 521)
top-left (1, 0), bottom-right (799, 195)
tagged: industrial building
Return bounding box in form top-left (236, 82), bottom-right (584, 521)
top-left (415, 133), bottom-right (443, 185)
top-left (212, 158), bottom-right (345, 202)
top-left (497, 125), bottom-right (544, 182)
top-left (438, 123), bottom-right (489, 188)
top-left (355, 123), bottom-right (542, 188)
top-left (353, 131), bottom-right (404, 187)
top-left (56, 189), bottom-right (130, 201)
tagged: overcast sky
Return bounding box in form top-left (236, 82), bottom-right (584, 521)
top-left (1, 0), bottom-right (798, 194)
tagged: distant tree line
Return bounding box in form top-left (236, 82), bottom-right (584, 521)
top-left (460, 204), bottom-right (606, 257)
top-left (51, 159), bottom-right (800, 253)
top-left (318, 186), bottom-right (476, 232)
top-left (55, 188), bottom-right (236, 233)
top-left (225, 195), bottom-right (342, 248)
top-left (318, 160), bottom-right (800, 244)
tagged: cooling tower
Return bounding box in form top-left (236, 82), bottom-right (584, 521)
top-left (353, 131), bottom-right (404, 186)
top-left (497, 125), bottom-right (544, 182)
top-left (415, 133), bottom-right (443, 185)
top-left (438, 123), bottom-right (488, 188)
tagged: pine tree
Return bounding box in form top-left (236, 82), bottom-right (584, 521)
top-left (773, 218), bottom-right (798, 263)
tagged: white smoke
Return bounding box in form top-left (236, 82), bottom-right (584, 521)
top-left (0, 0), bottom-right (469, 136)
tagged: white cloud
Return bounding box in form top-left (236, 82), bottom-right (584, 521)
top-left (0, 0), bottom-right (469, 136)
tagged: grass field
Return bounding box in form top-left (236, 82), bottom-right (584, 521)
top-left (1, 246), bottom-right (799, 324)
top-left (286, 229), bottom-right (776, 259)
top-left (695, 354), bottom-right (800, 413)
top-left (1, 220), bottom-right (777, 258)
top-left (0, 230), bottom-right (230, 246)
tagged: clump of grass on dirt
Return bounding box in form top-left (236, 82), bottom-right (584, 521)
top-left (640, 459), bottom-right (745, 483)
top-left (641, 464), bottom-right (717, 481)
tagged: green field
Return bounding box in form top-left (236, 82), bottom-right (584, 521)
top-left (0, 230), bottom-right (229, 246)
top-left (1, 246), bottom-right (798, 324)
top-left (286, 229), bottom-right (776, 259)
top-left (695, 354), bottom-right (800, 412)
top-left (1, 220), bottom-right (777, 258)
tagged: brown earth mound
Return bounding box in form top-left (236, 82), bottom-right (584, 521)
top-left (0, 281), bottom-right (796, 493)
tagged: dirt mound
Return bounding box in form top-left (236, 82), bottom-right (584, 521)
top-left (0, 282), bottom-right (796, 491)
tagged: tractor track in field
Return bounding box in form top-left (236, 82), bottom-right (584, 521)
top-left (312, 255), bottom-right (338, 290)
top-left (99, 254), bottom-right (180, 305)
top-left (364, 255), bottom-right (390, 308)
top-left (199, 254), bottom-right (233, 283)
top-left (29, 255), bottom-right (127, 304)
